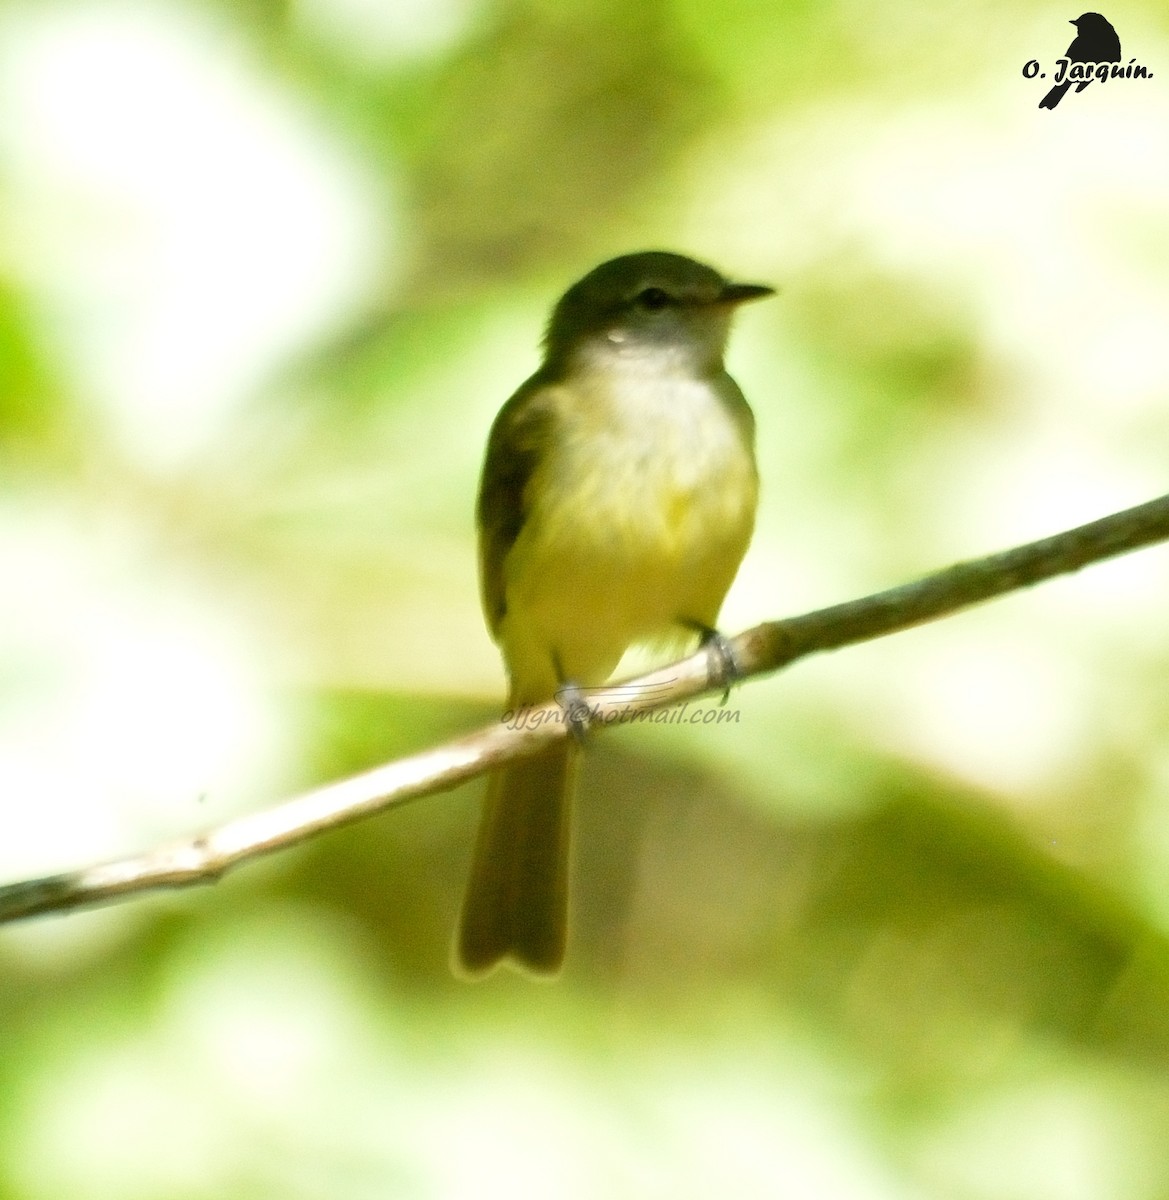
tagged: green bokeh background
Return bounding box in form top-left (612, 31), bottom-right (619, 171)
top-left (2, 0), bottom-right (1169, 1195)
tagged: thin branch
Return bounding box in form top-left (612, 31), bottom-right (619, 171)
top-left (3, 490), bottom-right (1169, 925)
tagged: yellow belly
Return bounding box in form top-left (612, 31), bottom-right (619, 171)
top-left (497, 373), bottom-right (757, 700)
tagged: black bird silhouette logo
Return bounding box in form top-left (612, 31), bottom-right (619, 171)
top-left (1039, 12), bottom-right (1121, 109)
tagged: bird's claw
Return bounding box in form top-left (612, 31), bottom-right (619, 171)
top-left (682, 620), bottom-right (741, 704)
top-left (555, 681), bottom-right (593, 745)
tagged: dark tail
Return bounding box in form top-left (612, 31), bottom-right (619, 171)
top-left (1039, 81), bottom-right (1071, 109)
top-left (456, 741), bottom-right (576, 977)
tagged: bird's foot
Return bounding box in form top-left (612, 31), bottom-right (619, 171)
top-left (681, 620), bottom-right (741, 705)
top-left (554, 681), bottom-right (593, 745)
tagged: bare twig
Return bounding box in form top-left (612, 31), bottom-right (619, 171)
top-left (3, 490), bottom-right (1169, 924)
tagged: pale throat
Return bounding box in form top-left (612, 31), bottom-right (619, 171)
top-left (572, 324), bottom-right (728, 384)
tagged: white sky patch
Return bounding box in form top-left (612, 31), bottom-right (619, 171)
top-left (292, 0), bottom-right (481, 67)
top-left (917, 1073), bottom-right (1158, 1200)
top-left (0, 502), bottom-right (284, 883)
top-left (689, 81), bottom-right (1169, 438)
top-left (832, 101), bottom-right (1169, 425)
top-left (0, 2), bottom-right (390, 467)
top-left (867, 622), bottom-right (1094, 797)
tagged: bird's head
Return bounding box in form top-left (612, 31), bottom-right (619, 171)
top-left (544, 251), bottom-right (774, 376)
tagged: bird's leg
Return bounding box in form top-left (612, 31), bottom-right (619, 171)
top-left (680, 619), bottom-right (740, 705)
top-left (552, 655), bottom-right (593, 745)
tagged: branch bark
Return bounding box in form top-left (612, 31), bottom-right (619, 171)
top-left (3, 490), bottom-right (1169, 925)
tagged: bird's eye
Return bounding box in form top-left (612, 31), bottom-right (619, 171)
top-left (636, 287), bottom-right (671, 311)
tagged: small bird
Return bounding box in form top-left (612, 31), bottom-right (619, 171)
top-left (456, 251), bottom-right (772, 977)
top-left (1039, 12), bottom-right (1121, 110)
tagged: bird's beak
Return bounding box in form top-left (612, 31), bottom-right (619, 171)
top-left (718, 282), bottom-right (776, 306)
